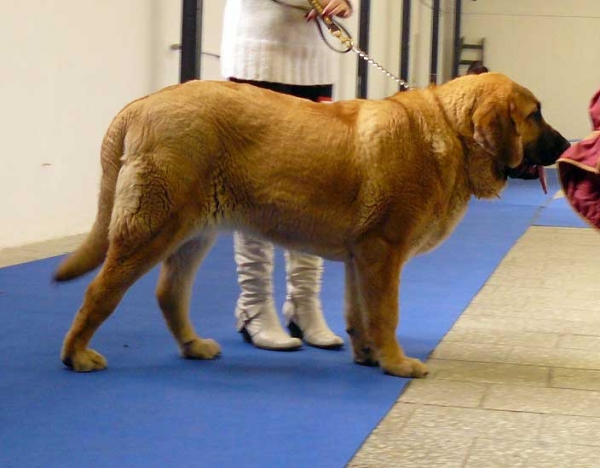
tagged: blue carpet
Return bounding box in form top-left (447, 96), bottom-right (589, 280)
top-left (0, 178), bottom-right (556, 468)
top-left (532, 168), bottom-right (591, 228)
top-left (534, 196), bottom-right (591, 228)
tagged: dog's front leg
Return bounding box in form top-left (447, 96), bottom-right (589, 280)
top-left (352, 240), bottom-right (428, 378)
top-left (344, 260), bottom-right (378, 366)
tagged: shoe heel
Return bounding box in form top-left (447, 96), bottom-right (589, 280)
top-left (240, 327), bottom-right (253, 344)
top-left (287, 321), bottom-right (304, 340)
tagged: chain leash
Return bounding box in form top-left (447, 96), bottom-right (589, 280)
top-left (306, 0), bottom-right (412, 91)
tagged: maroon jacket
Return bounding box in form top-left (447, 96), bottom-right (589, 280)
top-left (557, 89), bottom-right (600, 228)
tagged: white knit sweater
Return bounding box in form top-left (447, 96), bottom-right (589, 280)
top-left (220, 0), bottom-right (336, 86)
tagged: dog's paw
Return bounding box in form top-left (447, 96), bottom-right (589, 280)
top-left (381, 357), bottom-right (428, 378)
top-left (62, 348), bottom-right (108, 372)
top-left (182, 338), bottom-right (221, 360)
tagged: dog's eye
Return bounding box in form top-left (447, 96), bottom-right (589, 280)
top-left (528, 109), bottom-right (542, 122)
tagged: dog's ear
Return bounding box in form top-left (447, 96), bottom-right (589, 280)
top-left (473, 99), bottom-right (522, 166)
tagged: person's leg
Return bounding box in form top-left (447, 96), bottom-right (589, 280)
top-left (283, 250), bottom-right (344, 348)
top-left (280, 83), bottom-right (343, 348)
top-left (228, 78), bottom-right (341, 349)
top-left (234, 231), bottom-right (302, 350)
top-left (228, 78), bottom-right (304, 350)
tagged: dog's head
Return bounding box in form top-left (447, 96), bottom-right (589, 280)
top-left (485, 82), bottom-right (570, 181)
top-left (443, 73), bottom-right (570, 197)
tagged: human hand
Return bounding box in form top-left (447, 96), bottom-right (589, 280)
top-left (306, 0), bottom-right (352, 21)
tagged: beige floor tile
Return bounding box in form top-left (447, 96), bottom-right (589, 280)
top-left (500, 258), bottom-right (600, 276)
top-left (431, 341), bottom-right (511, 363)
top-left (348, 430), bottom-right (473, 468)
top-left (491, 256), bottom-right (600, 278)
top-left (465, 438), bottom-right (600, 468)
top-left (515, 226), bottom-right (600, 244)
top-left (443, 328), bottom-right (559, 348)
top-left (428, 359), bottom-right (550, 387)
top-left (0, 251), bottom-right (48, 268)
top-left (3, 233), bottom-right (85, 253)
top-left (359, 402), bottom-right (416, 437)
top-left (505, 243), bottom-right (594, 257)
top-left (454, 314), bottom-right (600, 336)
top-left (467, 291), bottom-right (600, 316)
top-left (400, 379), bottom-right (487, 408)
top-left (351, 405), bottom-right (540, 467)
top-left (0, 233), bottom-right (85, 268)
top-left (539, 414), bottom-right (600, 447)
top-left (506, 345), bottom-right (600, 370)
top-left (557, 334), bottom-right (600, 350)
top-left (495, 261), bottom-right (600, 278)
top-left (551, 368), bottom-right (600, 391)
top-left (486, 273), bottom-right (600, 290)
top-left (433, 340), bottom-right (600, 371)
top-left (486, 259), bottom-right (600, 287)
top-left (402, 405), bottom-right (540, 441)
top-left (485, 261), bottom-right (570, 279)
top-left (483, 384), bottom-right (600, 417)
top-left (464, 307), bottom-right (600, 326)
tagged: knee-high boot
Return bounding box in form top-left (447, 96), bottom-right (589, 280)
top-left (234, 232), bottom-right (302, 350)
top-left (283, 250), bottom-right (344, 349)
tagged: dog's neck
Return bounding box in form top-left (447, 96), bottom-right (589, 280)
top-left (429, 82), bottom-right (507, 199)
top-left (432, 80), bottom-right (481, 139)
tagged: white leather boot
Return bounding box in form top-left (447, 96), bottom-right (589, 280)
top-left (234, 232), bottom-right (302, 351)
top-left (283, 250), bottom-right (344, 349)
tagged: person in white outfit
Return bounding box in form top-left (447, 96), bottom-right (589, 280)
top-left (220, 0), bottom-right (352, 350)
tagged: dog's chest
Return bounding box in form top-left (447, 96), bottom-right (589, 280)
top-left (413, 193), bottom-right (470, 256)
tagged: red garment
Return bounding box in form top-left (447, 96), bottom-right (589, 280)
top-left (557, 89), bottom-right (600, 229)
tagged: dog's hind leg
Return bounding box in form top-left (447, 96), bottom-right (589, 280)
top-left (352, 239), bottom-right (429, 378)
top-left (61, 212), bottom-right (198, 372)
top-left (156, 231), bottom-right (221, 360)
top-left (61, 254), bottom-right (161, 371)
top-left (60, 148), bottom-right (219, 371)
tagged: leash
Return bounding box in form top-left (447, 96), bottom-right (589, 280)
top-left (306, 0), bottom-right (411, 91)
top-left (272, 0), bottom-right (412, 91)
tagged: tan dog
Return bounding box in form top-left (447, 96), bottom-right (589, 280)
top-left (54, 73), bottom-right (569, 377)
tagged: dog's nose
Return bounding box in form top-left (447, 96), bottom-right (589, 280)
top-left (559, 138), bottom-right (571, 154)
top-left (551, 130), bottom-right (570, 158)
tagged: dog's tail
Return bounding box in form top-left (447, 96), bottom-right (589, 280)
top-left (53, 112), bottom-right (129, 282)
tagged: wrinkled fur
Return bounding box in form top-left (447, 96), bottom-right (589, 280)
top-left (55, 73), bottom-right (569, 377)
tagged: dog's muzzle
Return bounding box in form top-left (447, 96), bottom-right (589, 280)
top-left (505, 160), bottom-right (548, 193)
top-left (506, 133), bottom-right (571, 194)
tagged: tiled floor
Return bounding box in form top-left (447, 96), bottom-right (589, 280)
top-left (3, 226), bottom-right (600, 467)
top-left (0, 234), bottom-right (86, 269)
top-left (349, 226), bottom-right (600, 467)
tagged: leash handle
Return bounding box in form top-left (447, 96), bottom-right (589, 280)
top-left (307, 0), bottom-right (335, 28)
top-left (307, 0), bottom-right (411, 90)
top-left (307, 0), bottom-right (346, 41)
